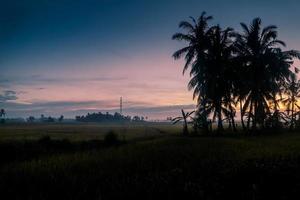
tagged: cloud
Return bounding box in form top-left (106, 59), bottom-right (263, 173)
top-left (0, 74), bottom-right (127, 87)
top-left (0, 79), bottom-right (11, 87)
top-left (0, 100), bottom-right (119, 115)
top-left (124, 104), bottom-right (195, 113)
top-left (0, 90), bottom-right (18, 102)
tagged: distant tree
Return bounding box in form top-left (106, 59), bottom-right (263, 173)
top-left (27, 116), bottom-right (35, 123)
top-left (0, 109), bottom-right (6, 118)
top-left (132, 116), bottom-right (141, 121)
top-left (58, 115), bottom-right (64, 122)
top-left (114, 112), bottom-right (122, 121)
top-left (0, 109), bottom-right (5, 124)
top-left (75, 112), bottom-right (134, 123)
top-left (75, 116), bottom-right (82, 121)
top-left (172, 109), bottom-right (195, 136)
top-left (125, 116), bottom-right (131, 121)
top-left (47, 116), bottom-right (55, 122)
top-left (40, 114), bottom-right (45, 122)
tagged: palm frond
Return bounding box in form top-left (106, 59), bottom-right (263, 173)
top-left (179, 21), bottom-right (195, 32)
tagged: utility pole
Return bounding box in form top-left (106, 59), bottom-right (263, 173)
top-left (120, 97), bottom-right (123, 115)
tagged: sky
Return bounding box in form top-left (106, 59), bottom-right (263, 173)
top-left (1, 0), bottom-right (300, 119)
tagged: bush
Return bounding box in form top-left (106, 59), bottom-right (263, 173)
top-left (38, 135), bottom-right (52, 144)
top-left (104, 131), bottom-right (119, 146)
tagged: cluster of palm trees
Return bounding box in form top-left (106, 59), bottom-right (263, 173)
top-left (173, 12), bottom-right (300, 133)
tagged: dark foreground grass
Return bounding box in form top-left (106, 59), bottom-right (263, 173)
top-left (2, 133), bottom-right (300, 199)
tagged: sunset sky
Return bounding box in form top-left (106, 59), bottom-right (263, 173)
top-left (1, 0), bottom-right (300, 119)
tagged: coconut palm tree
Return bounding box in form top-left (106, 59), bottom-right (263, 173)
top-left (172, 109), bottom-right (195, 136)
top-left (187, 25), bottom-right (236, 132)
top-left (234, 18), bottom-right (299, 130)
top-left (230, 57), bottom-right (249, 131)
top-left (172, 12), bottom-right (213, 131)
top-left (282, 74), bottom-right (300, 129)
top-left (172, 12), bottom-right (213, 75)
top-left (173, 13), bottom-right (238, 132)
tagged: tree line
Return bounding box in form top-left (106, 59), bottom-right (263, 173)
top-left (75, 112), bottom-right (146, 123)
top-left (0, 109), bottom-right (146, 124)
top-left (27, 115), bottom-right (64, 123)
top-left (173, 12), bottom-right (300, 133)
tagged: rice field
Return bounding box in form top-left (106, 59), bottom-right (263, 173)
top-left (1, 123), bottom-right (300, 199)
top-left (0, 122), bottom-right (182, 141)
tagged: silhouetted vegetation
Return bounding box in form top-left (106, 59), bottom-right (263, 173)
top-left (172, 109), bottom-right (195, 135)
top-left (104, 130), bottom-right (120, 145)
top-left (0, 108), bottom-right (5, 124)
top-left (173, 12), bottom-right (300, 133)
top-left (38, 115), bottom-right (58, 123)
top-left (27, 116), bottom-right (35, 122)
top-left (58, 115), bottom-right (64, 122)
top-left (75, 112), bottom-right (145, 123)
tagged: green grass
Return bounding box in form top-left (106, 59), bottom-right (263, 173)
top-left (1, 123), bottom-right (300, 199)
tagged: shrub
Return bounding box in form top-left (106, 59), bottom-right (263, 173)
top-left (104, 130), bottom-right (119, 146)
top-left (38, 135), bottom-right (52, 144)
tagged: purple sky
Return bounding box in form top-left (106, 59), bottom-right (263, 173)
top-left (1, 0), bottom-right (300, 119)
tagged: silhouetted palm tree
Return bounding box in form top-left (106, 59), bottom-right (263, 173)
top-left (189, 25), bottom-right (235, 131)
top-left (283, 74), bottom-right (300, 129)
top-left (173, 13), bottom-right (239, 132)
top-left (172, 12), bottom-right (213, 75)
top-left (172, 12), bottom-right (213, 131)
top-left (234, 18), bottom-right (300, 130)
top-left (172, 109), bottom-right (195, 136)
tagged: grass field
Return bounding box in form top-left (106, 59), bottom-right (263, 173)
top-left (1, 123), bottom-right (300, 199)
top-left (0, 122), bottom-right (181, 141)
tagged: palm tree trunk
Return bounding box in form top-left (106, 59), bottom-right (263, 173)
top-left (202, 112), bottom-right (209, 133)
top-left (217, 106), bottom-right (223, 132)
top-left (253, 100), bottom-right (257, 130)
top-left (291, 102), bottom-right (295, 130)
top-left (247, 101), bottom-right (253, 130)
top-left (183, 118), bottom-right (188, 136)
top-left (240, 99), bottom-right (246, 131)
top-left (231, 114), bottom-right (237, 132)
top-left (228, 104), bottom-right (236, 132)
